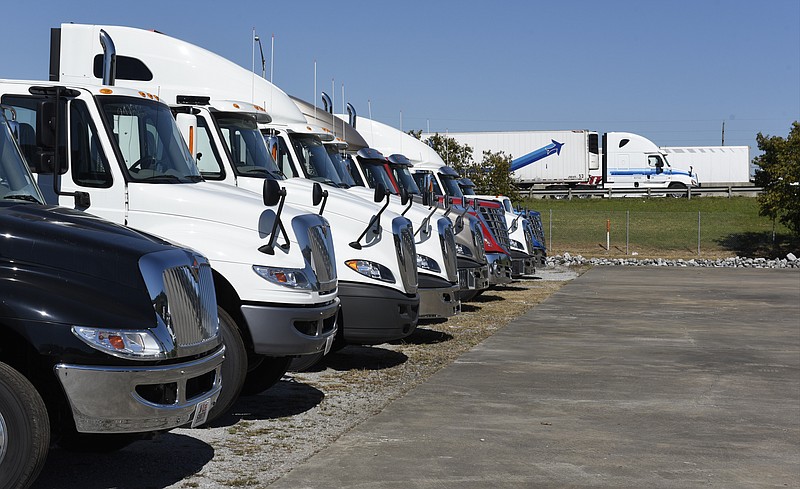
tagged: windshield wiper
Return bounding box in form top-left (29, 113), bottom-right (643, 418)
top-left (135, 174), bottom-right (184, 183)
top-left (3, 194), bottom-right (41, 203)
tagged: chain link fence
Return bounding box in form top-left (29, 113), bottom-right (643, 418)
top-left (542, 209), bottom-right (785, 259)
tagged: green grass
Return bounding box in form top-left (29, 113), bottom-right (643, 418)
top-left (517, 196), bottom-right (799, 259)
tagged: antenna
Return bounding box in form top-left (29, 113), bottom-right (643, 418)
top-left (255, 34), bottom-right (266, 78)
top-left (270, 34), bottom-right (275, 83)
top-left (313, 60), bottom-right (317, 122)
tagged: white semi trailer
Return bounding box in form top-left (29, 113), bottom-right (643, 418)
top-left (661, 145), bottom-right (751, 186)
top-left (428, 130), bottom-right (698, 192)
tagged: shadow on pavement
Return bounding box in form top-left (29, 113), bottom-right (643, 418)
top-left (33, 433), bottom-right (213, 489)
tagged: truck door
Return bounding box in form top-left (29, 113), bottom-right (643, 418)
top-left (646, 154), bottom-right (668, 187)
top-left (2, 94), bottom-right (127, 223)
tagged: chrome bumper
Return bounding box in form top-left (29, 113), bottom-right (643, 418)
top-left (486, 252), bottom-right (513, 285)
top-left (419, 282), bottom-right (461, 319)
top-left (458, 263), bottom-right (490, 291)
top-left (55, 345), bottom-right (225, 433)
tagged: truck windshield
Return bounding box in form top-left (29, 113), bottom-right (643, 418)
top-left (0, 112), bottom-right (44, 203)
top-left (288, 133), bottom-right (343, 187)
top-left (324, 146), bottom-right (358, 188)
top-left (359, 160), bottom-right (397, 194)
top-left (389, 165), bottom-right (421, 195)
top-left (213, 113), bottom-right (284, 180)
top-left (412, 171), bottom-right (443, 197)
top-left (97, 96), bottom-right (201, 184)
top-left (439, 175), bottom-right (464, 198)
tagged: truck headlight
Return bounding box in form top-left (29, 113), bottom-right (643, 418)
top-left (345, 259), bottom-right (395, 283)
top-left (72, 326), bottom-right (167, 360)
top-left (253, 265), bottom-right (312, 289)
top-left (417, 254), bottom-right (441, 273)
top-left (455, 243), bottom-right (473, 257)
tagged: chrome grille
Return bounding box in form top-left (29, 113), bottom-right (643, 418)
top-left (393, 217), bottom-right (418, 294)
top-left (529, 211), bottom-right (546, 246)
top-left (478, 204), bottom-right (511, 250)
top-left (162, 261), bottom-right (218, 348)
top-left (437, 218), bottom-right (459, 282)
top-left (308, 224), bottom-right (337, 294)
top-left (522, 220), bottom-right (536, 255)
top-left (470, 218), bottom-right (486, 262)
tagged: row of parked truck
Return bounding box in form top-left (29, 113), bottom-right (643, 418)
top-left (0, 23), bottom-right (546, 488)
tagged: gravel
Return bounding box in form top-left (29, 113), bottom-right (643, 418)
top-left (549, 252), bottom-right (800, 269)
top-left (31, 269), bottom-right (574, 489)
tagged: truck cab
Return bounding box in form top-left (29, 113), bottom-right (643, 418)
top-left (0, 106), bottom-right (223, 488)
top-left (602, 132), bottom-right (699, 192)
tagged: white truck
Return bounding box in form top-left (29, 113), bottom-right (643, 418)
top-left (661, 145), bottom-right (751, 186)
top-left (52, 24), bottom-right (421, 360)
top-left (6, 31), bottom-right (342, 421)
top-left (430, 130), bottom-right (698, 192)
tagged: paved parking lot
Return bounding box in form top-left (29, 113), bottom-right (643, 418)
top-left (269, 267), bottom-right (800, 488)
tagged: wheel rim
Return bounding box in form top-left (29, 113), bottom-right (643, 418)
top-left (0, 410), bottom-right (7, 465)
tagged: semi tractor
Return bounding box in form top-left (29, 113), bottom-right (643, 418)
top-left (7, 27), bottom-right (343, 421)
top-left (53, 24), bottom-right (421, 365)
top-left (0, 106), bottom-right (223, 488)
top-left (429, 130), bottom-right (699, 193)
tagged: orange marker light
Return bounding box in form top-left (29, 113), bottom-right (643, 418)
top-left (99, 88), bottom-right (113, 94)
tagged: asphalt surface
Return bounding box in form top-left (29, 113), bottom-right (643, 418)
top-left (268, 266), bottom-right (800, 489)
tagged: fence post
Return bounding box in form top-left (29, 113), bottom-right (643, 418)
top-left (606, 219), bottom-right (611, 252)
top-left (626, 210), bottom-right (629, 255)
top-left (697, 211), bottom-right (701, 256)
top-left (549, 209), bottom-right (553, 253)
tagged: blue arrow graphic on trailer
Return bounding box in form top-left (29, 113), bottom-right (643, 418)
top-left (510, 140), bottom-right (564, 172)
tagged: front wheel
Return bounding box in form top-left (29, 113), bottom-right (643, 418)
top-left (667, 182), bottom-right (687, 198)
top-left (0, 361), bottom-right (50, 489)
top-left (205, 307), bottom-right (248, 423)
top-left (239, 356), bottom-right (292, 396)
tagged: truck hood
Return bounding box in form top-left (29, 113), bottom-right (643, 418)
top-left (0, 202), bottom-right (170, 290)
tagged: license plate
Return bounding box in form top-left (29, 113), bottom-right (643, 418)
top-left (324, 334), bottom-right (335, 356)
top-left (191, 398), bottom-right (212, 428)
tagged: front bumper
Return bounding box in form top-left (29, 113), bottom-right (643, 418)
top-left (241, 298), bottom-right (340, 356)
top-left (457, 259), bottom-right (490, 291)
top-left (54, 345), bottom-right (225, 433)
top-left (418, 274), bottom-right (461, 319)
top-left (338, 281), bottom-right (420, 344)
top-left (485, 252), bottom-right (513, 285)
top-left (509, 249), bottom-right (535, 277)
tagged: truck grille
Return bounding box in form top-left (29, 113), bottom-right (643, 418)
top-left (478, 204), bottom-right (511, 251)
top-left (437, 218), bottom-right (459, 282)
top-left (529, 211), bottom-right (546, 246)
top-left (162, 261), bottom-right (218, 349)
top-left (522, 220), bottom-right (536, 255)
top-left (393, 217), bottom-right (418, 294)
top-left (308, 224), bottom-right (337, 295)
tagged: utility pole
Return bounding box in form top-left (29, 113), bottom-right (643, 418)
top-left (721, 121), bottom-right (725, 146)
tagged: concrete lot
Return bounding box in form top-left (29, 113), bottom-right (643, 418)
top-left (268, 267), bottom-right (800, 488)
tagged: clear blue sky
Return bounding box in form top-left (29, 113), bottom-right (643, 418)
top-left (3, 0), bottom-right (798, 152)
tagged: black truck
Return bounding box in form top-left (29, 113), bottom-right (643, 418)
top-left (0, 106), bottom-right (225, 488)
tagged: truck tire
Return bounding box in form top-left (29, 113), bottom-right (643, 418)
top-left (0, 361), bottom-right (50, 489)
top-left (205, 307), bottom-right (248, 423)
top-left (239, 356), bottom-right (292, 395)
top-left (667, 182), bottom-right (687, 198)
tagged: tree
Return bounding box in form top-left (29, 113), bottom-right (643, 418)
top-left (479, 150), bottom-right (519, 200)
top-left (423, 133), bottom-right (476, 178)
top-left (753, 122), bottom-right (800, 236)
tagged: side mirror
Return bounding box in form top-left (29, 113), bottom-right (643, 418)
top-left (374, 182), bottom-right (388, 203)
top-left (263, 178), bottom-right (284, 206)
top-left (399, 187), bottom-right (409, 206)
top-left (312, 182), bottom-right (325, 206)
top-left (36, 100), bottom-right (57, 150)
